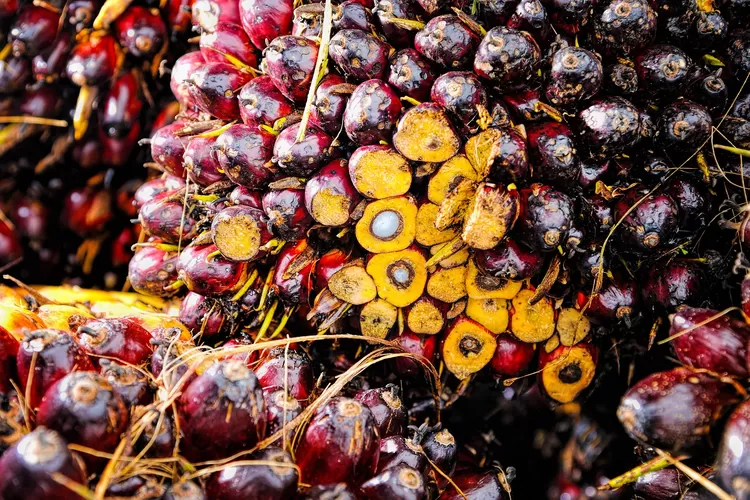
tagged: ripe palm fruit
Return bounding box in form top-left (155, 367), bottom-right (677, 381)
top-left (415, 15), bottom-right (480, 69)
top-left (356, 196), bottom-right (418, 253)
top-left (614, 187), bottom-right (678, 251)
top-left (367, 247), bottom-right (428, 307)
top-left (387, 49), bottom-right (435, 101)
top-left (349, 145), bottom-right (412, 199)
top-left (474, 27), bottom-right (541, 87)
top-left (441, 317), bottom-right (497, 379)
top-left (510, 288), bottom-right (556, 343)
top-left (344, 79), bottom-right (403, 145)
top-left (591, 0), bottom-right (657, 56)
top-left (539, 343), bottom-right (597, 403)
top-left (329, 29), bottom-right (391, 81)
top-left (305, 159), bottom-right (361, 227)
top-left (715, 400), bottom-right (750, 499)
top-left (264, 35), bottom-right (319, 103)
top-left (393, 103), bottom-right (461, 163)
top-left (519, 184), bottom-right (574, 252)
top-left (545, 47), bottom-right (603, 106)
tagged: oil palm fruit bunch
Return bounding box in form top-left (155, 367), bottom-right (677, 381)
top-left (0, 0), bottom-right (196, 287)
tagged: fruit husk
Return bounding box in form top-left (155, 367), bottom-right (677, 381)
top-left (416, 202), bottom-right (459, 247)
top-left (510, 288), bottom-right (556, 343)
top-left (355, 196), bottom-right (418, 253)
top-left (539, 343), bottom-right (597, 403)
top-left (461, 183), bottom-right (519, 250)
top-left (441, 316), bottom-right (497, 380)
top-left (426, 265), bottom-right (468, 303)
top-left (465, 259), bottom-right (522, 300)
top-left (556, 307), bottom-right (591, 346)
top-left (466, 297), bottom-right (509, 334)
top-left (427, 154), bottom-right (478, 205)
top-left (328, 260), bottom-right (378, 305)
top-left (435, 178), bottom-right (476, 230)
top-left (430, 242), bottom-right (470, 268)
top-left (360, 298), bottom-right (399, 339)
top-left (366, 248), bottom-right (428, 308)
top-left (393, 103), bottom-right (460, 163)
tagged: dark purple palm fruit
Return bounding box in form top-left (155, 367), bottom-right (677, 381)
top-left (372, 0), bottom-right (425, 48)
top-left (638, 154), bottom-right (671, 181)
top-left (519, 184), bottom-right (574, 252)
top-left (183, 136), bottom-right (225, 186)
top-left (16, 329), bottom-right (94, 409)
top-left (114, 6), bottom-right (167, 60)
top-left (8, 6), bottom-right (60, 58)
top-left (76, 318), bottom-right (153, 368)
top-left (329, 29), bottom-right (391, 81)
top-left (344, 79), bottom-right (403, 145)
top-left (605, 62), bottom-right (638, 95)
top-left (642, 262), bottom-right (704, 310)
top-left (635, 44), bottom-right (693, 97)
top-left (138, 198), bottom-right (201, 244)
top-left (666, 177), bottom-right (707, 228)
top-left (633, 468), bottom-right (689, 499)
top-left (355, 384), bottom-right (407, 438)
top-left (669, 307), bottom-right (749, 378)
top-left (66, 33), bottom-right (119, 87)
top-left (617, 368), bottom-right (738, 452)
top-left (295, 6), bottom-right (324, 39)
top-left (715, 400), bottom-right (750, 498)
top-left (178, 243), bottom-right (249, 296)
top-left (575, 243), bottom-right (608, 284)
top-left (474, 27), bottom-right (541, 88)
top-left (545, 47), bottom-right (603, 107)
top-left (578, 97), bottom-right (642, 157)
top-left (0, 428), bottom-right (87, 499)
top-left (216, 123), bottom-right (276, 189)
top-left (690, 72), bottom-right (728, 115)
top-left (0, 328), bottom-right (18, 395)
top-left (187, 62), bottom-right (252, 120)
top-left (100, 71), bottom-right (142, 139)
top-left (614, 187), bottom-right (678, 251)
top-left (508, 0), bottom-right (550, 42)
top-left (274, 122), bottom-right (335, 177)
top-left (265, 35), bottom-right (319, 104)
top-left (527, 122), bottom-right (579, 185)
top-left (484, 127), bottom-right (530, 182)
top-left (302, 483), bottom-right (359, 499)
top-left (164, 480), bottom-right (206, 500)
top-left (311, 74), bottom-right (354, 135)
top-left (591, 0), bottom-right (657, 56)
top-left (361, 465), bottom-right (427, 500)
top-left (211, 204), bottom-right (274, 263)
top-left (422, 425), bottom-right (457, 476)
top-left (585, 276), bottom-right (638, 323)
top-left (264, 388), bottom-right (304, 434)
top-left (727, 30), bottom-right (750, 76)
top-left (692, 11), bottom-right (728, 49)
top-left (99, 360), bottom-right (151, 409)
top-left (200, 21), bottom-right (257, 67)
top-left (229, 185), bottom-right (263, 208)
top-left (205, 447), bottom-right (298, 499)
top-left (128, 247), bottom-right (180, 297)
top-left (170, 52), bottom-right (206, 109)
top-left (148, 123), bottom-right (187, 177)
top-left (177, 360), bottom-right (266, 461)
top-left (502, 88), bottom-right (548, 122)
top-left (414, 15), bottom-right (480, 70)
top-left (179, 292), bottom-right (228, 337)
top-left (437, 469), bottom-right (509, 500)
top-left (0, 56), bottom-right (31, 94)
top-left (430, 71), bottom-right (487, 135)
top-left (474, 240), bottom-right (544, 280)
top-left (262, 188), bottom-right (313, 241)
top-left (378, 435), bottom-right (427, 471)
top-left (36, 372), bottom-right (129, 458)
top-left (387, 49), bottom-right (435, 101)
top-left (333, 0), bottom-right (373, 31)
top-left (657, 99), bottom-right (712, 152)
top-left (732, 93), bottom-right (750, 121)
top-left (305, 159), bottom-right (362, 227)
top-left (238, 76), bottom-right (295, 128)
top-left (296, 397), bottom-right (380, 485)
top-left (255, 347), bottom-right (314, 400)
top-left (549, 0), bottom-right (591, 26)
top-left (240, 0), bottom-right (293, 50)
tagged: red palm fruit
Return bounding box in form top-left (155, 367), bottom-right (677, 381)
top-left (271, 239), bottom-right (316, 305)
top-left (66, 33), bottom-right (119, 86)
top-left (255, 347), bottom-right (314, 400)
top-left (0, 219), bottom-right (22, 267)
top-left (192, 0), bottom-right (239, 32)
top-left (315, 248), bottom-right (349, 290)
top-left (431, 71), bottom-right (487, 135)
top-left (170, 52), bottom-right (206, 108)
top-left (0, 428), bottom-right (87, 499)
top-left (205, 448), bottom-right (298, 499)
top-left (489, 334), bottom-right (535, 377)
top-left (263, 387), bottom-right (304, 436)
top-left (539, 344), bottom-right (597, 403)
top-left (37, 371), bottom-right (129, 458)
top-left (62, 187), bottom-right (112, 236)
top-left (240, 0), bottom-right (294, 50)
top-left (216, 123), bottom-right (276, 189)
top-left (526, 122), bottom-right (579, 185)
top-left (584, 276), bottom-right (638, 322)
top-left (138, 198), bottom-right (200, 244)
top-left (474, 240), bottom-right (543, 281)
top-left (615, 187), bottom-right (678, 251)
top-left (166, 0), bottom-right (194, 33)
top-left (642, 262), bottom-right (703, 309)
top-left (742, 274), bottom-right (750, 318)
top-left (669, 308), bottom-right (749, 378)
top-left (0, 56), bottom-right (31, 94)
top-left (305, 159), bottom-right (362, 227)
top-left (474, 27), bottom-right (540, 87)
top-left (99, 360), bottom-right (151, 409)
top-left (66, 0), bottom-right (101, 32)
top-left (422, 426), bottom-right (457, 476)
top-left (178, 244), bottom-right (249, 296)
top-left (187, 62), bottom-right (251, 120)
top-left (392, 331), bottom-right (437, 377)
top-left (501, 88), bottom-right (547, 122)
top-left (303, 484), bottom-right (358, 499)
top-left (10, 197), bottom-right (48, 241)
top-left (361, 465), bottom-right (427, 499)
top-left (265, 35), bottom-right (319, 103)
top-left (16, 329), bottom-right (93, 408)
top-left (355, 384), bottom-right (407, 438)
top-left (128, 247), bottom-right (180, 297)
top-left (311, 74), bottom-right (353, 135)
top-left (379, 435), bottom-right (427, 472)
top-left (293, 4), bottom-right (324, 39)
top-left (618, 368), bottom-right (739, 452)
top-left (0, 0), bottom-right (16, 20)
top-left (438, 469), bottom-right (509, 499)
top-left (330, 29), bottom-right (391, 81)
top-left (100, 72), bottom-right (142, 139)
top-left (164, 480), bottom-right (205, 500)
top-left (183, 135), bottom-right (225, 186)
top-left (114, 6), bottom-right (166, 59)
top-left (415, 15), bottom-right (479, 69)
top-left (19, 85), bottom-right (61, 118)
top-left (200, 21), bottom-right (257, 67)
top-left (179, 291), bottom-right (227, 337)
top-left (76, 318), bottom-right (152, 368)
top-left (238, 75), bottom-right (294, 128)
top-left (0, 326), bottom-right (18, 394)
top-left (716, 400), bottom-right (750, 498)
top-left (387, 48), bottom-right (436, 102)
top-left (344, 79), bottom-right (402, 145)
top-left (372, 0), bottom-right (424, 48)
top-left (211, 205), bottom-right (272, 262)
top-left (273, 122), bottom-right (335, 177)
top-left (519, 184), bottom-right (574, 252)
top-left (177, 360), bottom-right (266, 461)
top-left (149, 122), bottom-right (188, 177)
top-left (32, 32), bottom-right (72, 83)
top-left (262, 189), bottom-right (313, 241)
top-left (9, 6), bottom-right (59, 58)
top-left (229, 186), bottom-right (263, 208)
top-left (296, 397), bottom-right (380, 485)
